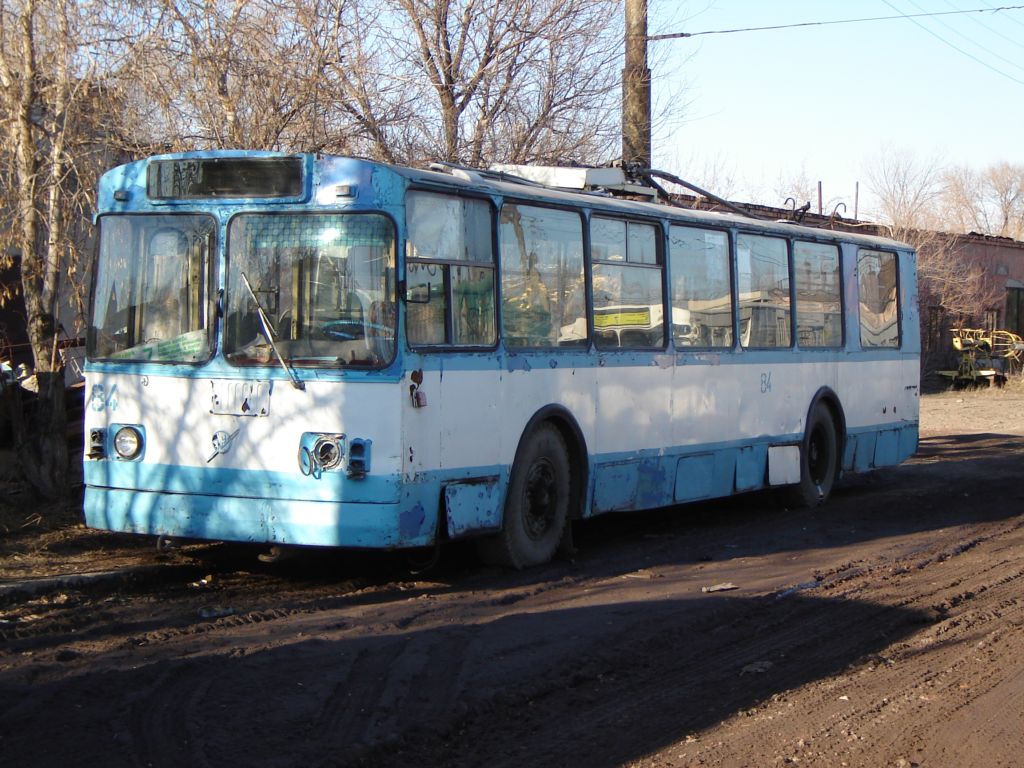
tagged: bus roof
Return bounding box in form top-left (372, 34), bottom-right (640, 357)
top-left (100, 151), bottom-right (912, 252)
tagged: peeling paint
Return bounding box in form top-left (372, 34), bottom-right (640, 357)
top-left (653, 354), bottom-right (674, 369)
top-left (636, 458), bottom-right (668, 508)
top-left (399, 503), bottom-right (427, 540)
top-left (445, 478), bottom-right (502, 538)
top-left (506, 356), bottom-right (533, 372)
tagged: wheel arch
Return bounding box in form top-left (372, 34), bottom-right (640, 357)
top-left (514, 404), bottom-right (589, 521)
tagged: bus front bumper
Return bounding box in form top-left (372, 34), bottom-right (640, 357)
top-left (83, 487), bottom-right (436, 549)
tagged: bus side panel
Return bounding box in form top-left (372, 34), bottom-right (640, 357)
top-left (592, 356), bottom-right (674, 512)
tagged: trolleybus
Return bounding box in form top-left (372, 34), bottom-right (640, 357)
top-left (83, 152), bottom-right (919, 567)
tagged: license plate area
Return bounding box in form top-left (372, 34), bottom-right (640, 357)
top-left (210, 380), bottom-right (272, 416)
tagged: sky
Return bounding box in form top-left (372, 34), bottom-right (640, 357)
top-left (648, 0), bottom-right (1024, 217)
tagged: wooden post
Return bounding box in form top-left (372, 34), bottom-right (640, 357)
top-left (623, 0), bottom-right (652, 168)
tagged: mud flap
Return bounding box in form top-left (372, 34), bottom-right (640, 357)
top-left (768, 445), bottom-right (801, 486)
top-left (444, 477), bottom-right (502, 539)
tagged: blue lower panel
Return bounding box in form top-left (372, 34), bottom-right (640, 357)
top-left (735, 444), bottom-right (768, 491)
top-left (83, 487), bottom-right (436, 548)
top-left (594, 462), bottom-right (640, 512)
top-left (674, 454), bottom-right (715, 502)
top-left (83, 461), bottom-right (401, 504)
top-left (445, 478), bottom-right (502, 538)
top-left (846, 422), bottom-right (918, 472)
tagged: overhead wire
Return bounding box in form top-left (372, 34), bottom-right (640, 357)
top-left (897, 0), bottom-right (1024, 73)
top-left (944, 0), bottom-right (1024, 50)
top-left (981, 0), bottom-right (1024, 27)
top-left (881, 0), bottom-right (1024, 85)
top-left (647, 5), bottom-right (1024, 40)
top-left (649, 3), bottom-right (1024, 87)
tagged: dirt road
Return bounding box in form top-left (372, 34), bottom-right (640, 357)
top-left (1, 390), bottom-right (1023, 767)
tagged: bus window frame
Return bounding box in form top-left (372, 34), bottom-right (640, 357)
top-left (735, 230), bottom-right (795, 350)
top-left (856, 247), bottom-right (902, 350)
top-left (223, 209), bottom-right (400, 370)
top-left (793, 238), bottom-right (845, 350)
top-left (588, 214), bottom-right (668, 351)
top-left (403, 187), bottom-right (500, 352)
top-left (667, 220), bottom-right (737, 352)
top-left (87, 211), bottom-right (219, 365)
top-left (497, 199), bottom-right (589, 352)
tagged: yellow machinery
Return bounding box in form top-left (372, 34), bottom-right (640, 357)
top-left (938, 328), bottom-right (1024, 386)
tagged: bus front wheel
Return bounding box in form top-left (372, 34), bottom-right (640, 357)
top-left (478, 424), bottom-right (570, 569)
top-left (789, 403), bottom-right (838, 508)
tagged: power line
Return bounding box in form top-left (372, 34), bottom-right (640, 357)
top-left (647, 5), bottom-right (1024, 41)
top-left (902, 0), bottom-right (1024, 72)
top-left (945, 0), bottom-right (1024, 50)
top-left (981, 0), bottom-right (1024, 28)
top-left (882, 0), bottom-right (1024, 85)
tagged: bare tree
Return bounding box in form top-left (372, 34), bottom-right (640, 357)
top-left (865, 147), bottom-right (946, 231)
top-left (938, 162), bottom-right (1024, 240)
top-left (865, 148), bottom-right (1011, 372)
top-left (360, 0), bottom-right (625, 166)
top-left (123, 0), bottom-right (337, 151)
top-left (125, 0), bottom-right (630, 167)
top-left (0, 0), bottom-right (146, 499)
top-left (0, 0), bottom-right (673, 501)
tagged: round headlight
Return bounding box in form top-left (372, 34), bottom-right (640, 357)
top-left (113, 426), bottom-right (143, 459)
top-left (313, 436), bottom-right (343, 470)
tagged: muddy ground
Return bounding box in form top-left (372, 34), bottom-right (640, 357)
top-left (1, 388), bottom-right (1023, 768)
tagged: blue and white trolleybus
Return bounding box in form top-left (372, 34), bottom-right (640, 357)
top-left (83, 153), bottom-right (919, 567)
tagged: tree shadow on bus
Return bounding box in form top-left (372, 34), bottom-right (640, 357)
top-left (0, 592), bottom-right (930, 768)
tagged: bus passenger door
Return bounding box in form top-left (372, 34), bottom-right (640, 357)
top-left (401, 351), bottom-right (502, 541)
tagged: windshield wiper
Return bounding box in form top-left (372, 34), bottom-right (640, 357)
top-left (239, 271), bottom-right (305, 391)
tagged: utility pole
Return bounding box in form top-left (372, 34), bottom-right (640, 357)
top-left (622, 0), bottom-right (651, 168)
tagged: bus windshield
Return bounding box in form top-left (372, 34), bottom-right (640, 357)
top-left (224, 213), bottom-right (396, 368)
top-left (88, 214), bottom-right (216, 363)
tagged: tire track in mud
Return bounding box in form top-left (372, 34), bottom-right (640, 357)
top-left (628, 515), bottom-right (1024, 767)
top-left (0, 563), bottom-right (439, 658)
top-left (339, 591), bottom-right (915, 767)
top-left (300, 629), bottom-right (476, 762)
top-left (119, 515), bottom-right (1023, 768)
top-left (122, 664), bottom-right (218, 768)
top-left (339, 514), bottom-right (1024, 768)
top-left (5, 431), bottom-right (1024, 768)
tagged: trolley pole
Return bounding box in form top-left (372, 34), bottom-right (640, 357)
top-left (623, 0), bottom-right (652, 168)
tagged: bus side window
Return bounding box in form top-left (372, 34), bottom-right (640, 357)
top-left (669, 225), bottom-right (733, 348)
top-left (406, 191), bottom-right (495, 347)
top-left (500, 204), bottom-right (585, 348)
top-left (737, 234), bottom-right (791, 348)
top-left (794, 241), bottom-right (842, 348)
top-left (590, 217), bottom-right (664, 350)
top-left (858, 249), bottom-right (900, 348)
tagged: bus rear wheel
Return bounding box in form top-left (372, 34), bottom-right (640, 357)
top-left (478, 424), bottom-right (570, 569)
top-left (789, 403), bottom-right (838, 508)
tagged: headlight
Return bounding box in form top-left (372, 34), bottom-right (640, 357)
top-left (313, 435), bottom-right (344, 470)
top-left (113, 426), bottom-right (143, 459)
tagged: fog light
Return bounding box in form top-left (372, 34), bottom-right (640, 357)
top-left (113, 426), bottom-right (143, 460)
top-left (347, 437), bottom-right (371, 478)
top-left (87, 428), bottom-right (107, 460)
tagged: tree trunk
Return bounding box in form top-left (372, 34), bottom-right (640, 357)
top-left (9, 372), bottom-right (68, 501)
top-left (5, 0), bottom-right (71, 501)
